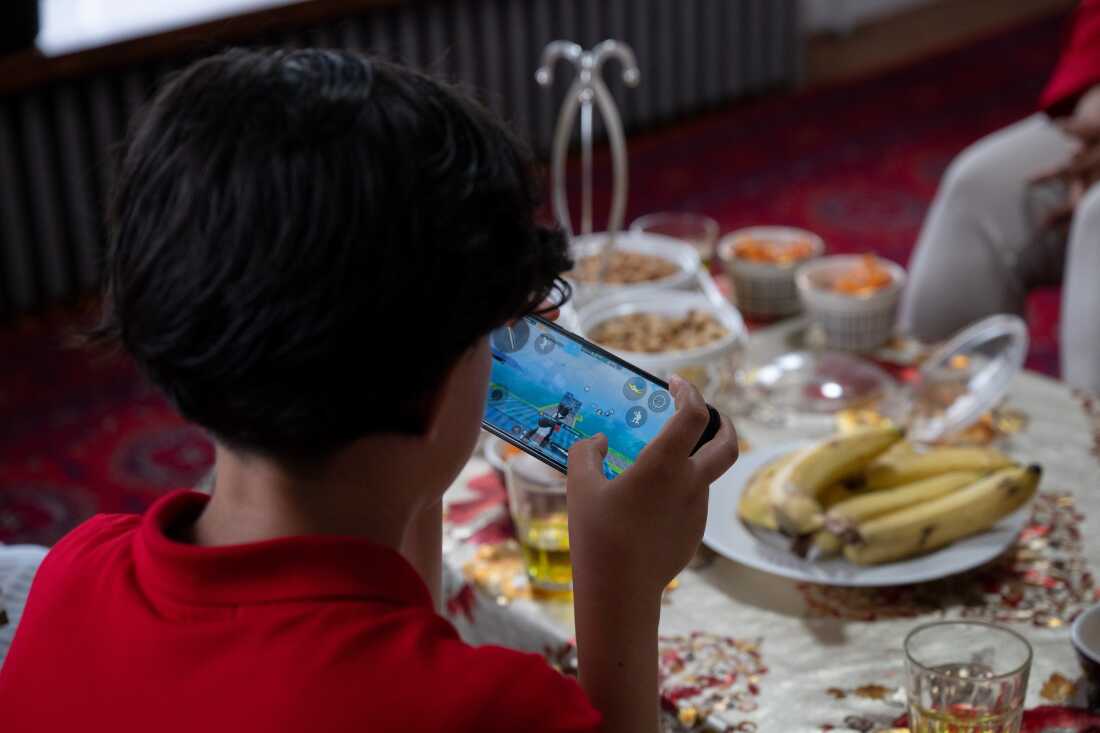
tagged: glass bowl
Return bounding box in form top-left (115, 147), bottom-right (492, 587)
top-left (576, 289), bottom-right (747, 400)
top-left (567, 231), bottom-right (701, 307)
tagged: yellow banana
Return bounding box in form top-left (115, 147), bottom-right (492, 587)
top-left (819, 483), bottom-right (865, 509)
top-left (814, 484), bottom-right (871, 552)
top-left (737, 453), bottom-right (799, 531)
top-left (770, 425), bottom-right (904, 535)
top-left (862, 444), bottom-right (1013, 490)
top-left (844, 465), bottom-right (1040, 565)
top-left (812, 530), bottom-right (843, 556)
top-left (812, 471), bottom-right (984, 556)
top-left (868, 439), bottom-right (916, 465)
top-left (740, 456), bottom-right (869, 533)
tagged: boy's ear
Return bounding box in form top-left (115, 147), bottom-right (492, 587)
top-left (417, 384), bottom-right (448, 446)
top-left (416, 335), bottom-right (490, 446)
top-left (417, 357), bottom-right (464, 444)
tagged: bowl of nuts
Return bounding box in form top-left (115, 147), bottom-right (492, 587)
top-left (717, 226), bottom-right (824, 319)
top-left (577, 290), bottom-right (747, 399)
top-left (567, 231), bottom-right (701, 306)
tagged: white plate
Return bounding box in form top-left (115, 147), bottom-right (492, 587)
top-left (703, 441), bottom-right (1030, 587)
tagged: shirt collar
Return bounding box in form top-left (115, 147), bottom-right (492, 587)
top-left (133, 490), bottom-right (433, 608)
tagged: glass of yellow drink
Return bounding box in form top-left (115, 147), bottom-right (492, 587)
top-left (505, 454), bottom-right (571, 594)
top-left (905, 621), bottom-right (1032, 733)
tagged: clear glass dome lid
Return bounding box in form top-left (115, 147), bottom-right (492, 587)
top-left (741, 350), bottom-right (898, 414)
top-left (739, 315), bottom-right (1028, 438)
top-left (903, 314), bottom-right (1029, 443)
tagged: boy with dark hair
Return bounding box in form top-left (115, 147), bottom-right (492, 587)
top-left (0, 49), bottom-right (738, 733)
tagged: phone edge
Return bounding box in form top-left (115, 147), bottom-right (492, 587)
top-left (481, 314), bottom-right (710, 474)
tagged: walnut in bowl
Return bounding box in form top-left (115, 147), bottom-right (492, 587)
top-left (570, 251), bottom-right (680, 285)
top-left (567, 231), bottom-right (700, 306)
top-left (589, 310), bottom-right (729, 353)
top-left (577, 291), bottom-right (747, 400)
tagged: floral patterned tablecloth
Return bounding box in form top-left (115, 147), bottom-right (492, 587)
top-left (440, 320), bottom-right (1100, 732)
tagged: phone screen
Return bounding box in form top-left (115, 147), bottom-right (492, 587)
top-left (482, 315), bottom-right (675, 479)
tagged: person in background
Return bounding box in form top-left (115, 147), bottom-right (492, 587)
top-left (0, 48), bottom-right (739, 733)
top-left (900, 0), bottom-right (1100, 393)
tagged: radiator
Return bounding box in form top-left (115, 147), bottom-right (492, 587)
top-left (0, 0), bottom-right (801, 317)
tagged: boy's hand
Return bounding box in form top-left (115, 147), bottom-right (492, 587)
top-left (566, 376), bottom-right (738, 596)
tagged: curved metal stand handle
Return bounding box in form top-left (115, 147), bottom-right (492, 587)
top-left (536, 40), bottom-right (639, 240)
top-left (592, 76), bottom-right (629, 240)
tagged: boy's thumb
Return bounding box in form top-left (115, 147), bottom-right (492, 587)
top-left (568, 434), bottom-right (609, 481)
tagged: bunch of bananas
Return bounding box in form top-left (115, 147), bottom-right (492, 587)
top-left (737, 426), bottom-right (1041, 565)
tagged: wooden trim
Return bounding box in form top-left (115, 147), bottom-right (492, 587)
top-left (803, 0), bottom-right (1075, 89)
top-left (0, 0), bottom-right (408, 97)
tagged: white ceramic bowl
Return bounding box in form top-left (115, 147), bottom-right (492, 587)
top-left (567, 231), bottom-right (701, 307)
top-left (796, 254), bottom-right (907, 352)
top-left (576, 289), bottom-right (747, 399)
top-left (718, 226), bottom-right (825, 319)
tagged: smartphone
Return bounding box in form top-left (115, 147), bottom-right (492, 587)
top-left (482, 314), bottom-right (721, 479)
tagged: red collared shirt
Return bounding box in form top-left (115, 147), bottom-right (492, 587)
top-left (0, 490), bottom-right (601, 733)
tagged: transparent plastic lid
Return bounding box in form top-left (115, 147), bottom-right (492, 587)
top-left (903, 314), bottom-right (1029, 442)
top-left (742, 351), bottom-right (897, 414)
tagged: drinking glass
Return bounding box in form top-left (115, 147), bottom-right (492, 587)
top-left (905, 621), bottom-right (1032, 733)
top-left (631, 212), bottom-right (719, 265)
top-left (505, 454), bottom-right (571, 593)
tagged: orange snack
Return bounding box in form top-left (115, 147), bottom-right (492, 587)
top-left (732, 236), bottom-right (815, 265)
top-left (831, 254), bottom-right (893, 296)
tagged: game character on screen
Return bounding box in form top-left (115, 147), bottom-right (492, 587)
top-left (524, 392), bottom-right (581, 448)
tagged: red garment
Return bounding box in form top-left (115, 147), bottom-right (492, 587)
top-left (0, 490), bottom-right (600, 733)
top-left (1041, 0), bottom-right (1100, 115)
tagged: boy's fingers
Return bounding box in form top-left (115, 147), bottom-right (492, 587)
top-left (568, 434), bottom-right (609, 487)
top-left (691, 415), bottom-right (739, 483)
top-left (645, 376), bottom-right (710, 460)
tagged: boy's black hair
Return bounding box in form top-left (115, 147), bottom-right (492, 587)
top-left (93, 48), bottom-right (571, 463)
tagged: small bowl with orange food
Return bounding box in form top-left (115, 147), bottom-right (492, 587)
top-left (795, 254), bottom-right (907, 352)
top-left (717, 226), bottom-right (824, 319)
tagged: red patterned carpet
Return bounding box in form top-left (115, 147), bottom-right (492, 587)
top-left (0, 14), bottom-right (1066, 544)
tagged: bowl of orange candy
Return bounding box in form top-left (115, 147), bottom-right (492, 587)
top-left (796, 253), bottom-right (907, 351)
top-left (717, 226), bottom-right (824, 319)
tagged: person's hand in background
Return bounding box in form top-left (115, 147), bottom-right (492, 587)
top-left (1033, 84), bottom-right (1100, 226)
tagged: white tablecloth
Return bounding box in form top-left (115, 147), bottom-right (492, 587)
top-left (441, 320), bottom-right (1100, 732)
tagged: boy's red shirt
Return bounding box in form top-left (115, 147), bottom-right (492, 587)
top-left (0, 490), bottom-right (601, 733)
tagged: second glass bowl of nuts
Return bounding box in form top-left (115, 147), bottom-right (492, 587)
top-left (577, 290), bottom-right (747, 401)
